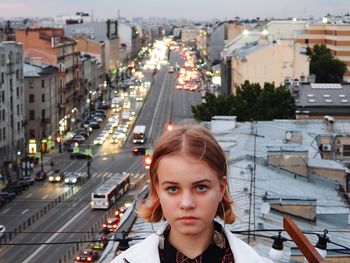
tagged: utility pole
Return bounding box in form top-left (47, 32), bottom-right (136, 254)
top-left (247, 120), bottom-right (264, 244)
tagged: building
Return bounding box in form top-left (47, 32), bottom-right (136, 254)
top-left (15, 27), bottom-right (81, 135)
top-left (181, 26), bottom-right (201, 44)
top-left (221, 21), bottom-right (310, 95)
top-left (294, 83), bottom-right (350, 119)
top-left (65, 20), bottom-right (119, 72)
top-left (73, 35), bottom-right (105, 68)
top-left (295, 23), bottom-right (350, 82)
top-left (0, 41), bottom-right (25, 181)
top-left (23, 61), bottom-right (58, 153)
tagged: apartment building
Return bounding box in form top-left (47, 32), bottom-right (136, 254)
top-left (0, 42), bottom-right (25, 178)
top-left (65, 20), bottom-right (119, 71)
top-left (295, 23), bottom-right (350, 82)
top-left (181, 26), bottom-right (200, 44)
top-left (23, 62), bottom-right (58, 152)
top-left (15, 27), bottom-right (81, 134)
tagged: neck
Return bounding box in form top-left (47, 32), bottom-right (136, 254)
top-left (167, 224), bottom-right (215, 259)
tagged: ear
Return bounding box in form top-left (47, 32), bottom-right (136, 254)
top-left (219, 177), bottom-right (227, 197)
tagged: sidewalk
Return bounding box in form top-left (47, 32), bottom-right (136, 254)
top-left (32, 147), bottom-right (61, 176)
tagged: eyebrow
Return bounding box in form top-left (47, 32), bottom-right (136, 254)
top-left (161, 179), bottom-right (212, 185)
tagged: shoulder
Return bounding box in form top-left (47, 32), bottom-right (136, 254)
top-left (225, 229), bottom-right (273, 263)
top-left (111, 234), bottom-right (161, 263)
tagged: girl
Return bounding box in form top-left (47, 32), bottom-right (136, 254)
top-left (112, 125), bottom-right (271, 263)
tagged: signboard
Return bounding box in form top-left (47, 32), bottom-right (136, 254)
top-left (36, 152), bottom-right (41, 159)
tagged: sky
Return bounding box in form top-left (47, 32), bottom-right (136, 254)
top-left (0, 0), bottom-right (349, 21)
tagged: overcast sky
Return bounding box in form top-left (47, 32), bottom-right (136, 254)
top-left (0, 0), bottom-right (348, 20)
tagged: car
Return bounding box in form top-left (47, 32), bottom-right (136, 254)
top-left (75, 248), bottom-right (99, 262)
top-left (48, 171), bottom-right (64, 183)
top-left (102, 217), bottom-right (120, 233)
top-left (72, 135), bottom-right (86, 143)
top-left (89, 122), bottom-right (101, 129)
top-left (0, 225), bottom-right (6, 239)
top-left (70, 152), bottom-right (91, 160)
top-left (0, 197), bottom-right (6, 209)
top-left (114, 207), bottom-right (126, 220)
top-left (2, 184), bottom-right (23, 195)
top-left (168, 66), bottom-right (175, 73)
top-left (77, 130), bottom-right (90, 139)
top-left (65, 142), bottom-right (78, 152)
top-left (0, 192), bottom-right (16, 202)
top-left (64, 174), bottom-right (79, 184)
top-left (35, 171), bottom-right (47, 181)
top-left (131, 146), bottom-right (147, 155)
top-left (18, 177), bottom-right (35, 186)
top-left (93, 137), bottom-right (105, 145)
top-left (89, 234), bottom-right (109, 250)
top-left (135, 96), bottom-right (143, 102)
top-left (113, 132), bottom-right (126, 140)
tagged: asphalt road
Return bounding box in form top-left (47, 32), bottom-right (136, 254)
top-left (0, 49), bottom-right (202, 263)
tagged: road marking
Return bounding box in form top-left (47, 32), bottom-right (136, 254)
top-left (1, 208), bottom-right (10, 214)
top-left (22, 204), bottom-right (90, 263)
top-left (42, 195), bottom-right (48, 200)
top-left (21, 209), bottom-right (29, 215)
top-left (25, 193), bottom-right (32, 198)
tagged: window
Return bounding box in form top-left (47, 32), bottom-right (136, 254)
top-left (29, 94), bottom-right (35, 103)
top-left (2, 127), bottom-right (5, 140)
top-left (29, 110), bottom-right (35, 120)
top-left (41, 109), bottom-right (45, 120)
top-left (1, 72), bottom-right (4, 83)
top-left (16, 87), bottom-right (19, 97)
top-left (1, 91), bottom-right (4, 102)
top-left (17, 105), bottom-right (19, 116)
top-left (344, 145), bottom-right (350, 157)
top-left (2, 109), bottom-right (4, 121)
top-left (29, 79), bottom-right (34, 88)
top-left (41, 79), bottom-right (45, 88)
top-left (17, 122), bottom-right (20, 132)
top-left (42, 94), bottom-right (45, 102)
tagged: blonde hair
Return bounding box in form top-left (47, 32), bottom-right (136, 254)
top-left (138, 124), bottom-right (236, 224)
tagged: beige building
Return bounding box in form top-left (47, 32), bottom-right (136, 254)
top-left (73, 36), bottom-right (105, 69)
top-left (295, 23), bottom-right (350, 82)
top-left (181, 26), bottom-right (200, 44)
top-left (230, 37), bottom-right (309, 93)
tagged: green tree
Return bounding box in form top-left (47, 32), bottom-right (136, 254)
top-left (191, 81), bottom-right (295, 122)
top-left (306, 44), bottom-right (347, 83)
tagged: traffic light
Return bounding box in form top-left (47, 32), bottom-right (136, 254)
top-left (56, 136), bottom-right (62, 153)
top-left (144, 155), bottom-right (152, 169)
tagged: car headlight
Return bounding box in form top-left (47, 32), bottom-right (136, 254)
top-left (64, 178), bottom-right (69, 183)
top-left (49, 176), bottom-right (54, 181)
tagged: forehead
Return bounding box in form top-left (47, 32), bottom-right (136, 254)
top-left (156, 155), bottom-right (219, 184)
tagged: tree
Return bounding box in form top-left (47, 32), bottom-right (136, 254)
top-left (191, 81), bottom-right (295, 122)
top-left (306, 44), bottom-right (347, 83)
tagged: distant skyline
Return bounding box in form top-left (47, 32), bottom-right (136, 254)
top-left (0, 0), bottom-right (349, 21)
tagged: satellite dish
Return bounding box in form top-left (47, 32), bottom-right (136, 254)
top-left (285, 131), bottom-right (292, 140)
top-left (260, 202), bottom-right (270, 215)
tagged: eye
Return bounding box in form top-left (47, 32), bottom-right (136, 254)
top-left (196, 185), bottom-right (208, 192)
top-left (166, 186), bottom-right (178, 193)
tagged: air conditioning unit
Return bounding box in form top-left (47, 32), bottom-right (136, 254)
top-left (322, 144), bottom-right (332, 152)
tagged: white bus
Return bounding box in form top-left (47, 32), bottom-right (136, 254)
top-left (90, 174), bottom-right (130, 209)
top-left (133, 125), bottom-right (146, 144)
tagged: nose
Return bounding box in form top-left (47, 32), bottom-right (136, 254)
top-left (179, 191), bottom-right (195, 209)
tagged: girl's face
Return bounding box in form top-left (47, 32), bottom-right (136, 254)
top-left (156, 155), bottom-right (225, 239)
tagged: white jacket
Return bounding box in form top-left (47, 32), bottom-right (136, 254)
top-left (111, 223), bottom-right (272, 263)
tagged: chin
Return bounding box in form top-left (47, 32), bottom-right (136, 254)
top-left (173, 223), bottom-right (205, 236)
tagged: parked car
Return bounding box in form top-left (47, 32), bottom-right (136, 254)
top-left (35, 171), bottom-right (47, 181)
top-left (0, 191), bottom-right (16, 202)
top-left (0, 197), bottom-right (6, 208)
top-left (89, 122), bottom-right (101, 129)
top-left (2, 184), bottom-right (23, 195)
top-left (72, 135), bottom-right (86, 143)
top-left (18, 177), bottom-right (35, 186)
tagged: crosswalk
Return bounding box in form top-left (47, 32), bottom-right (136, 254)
top-left (62, 171), bottom-right (146, 180)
